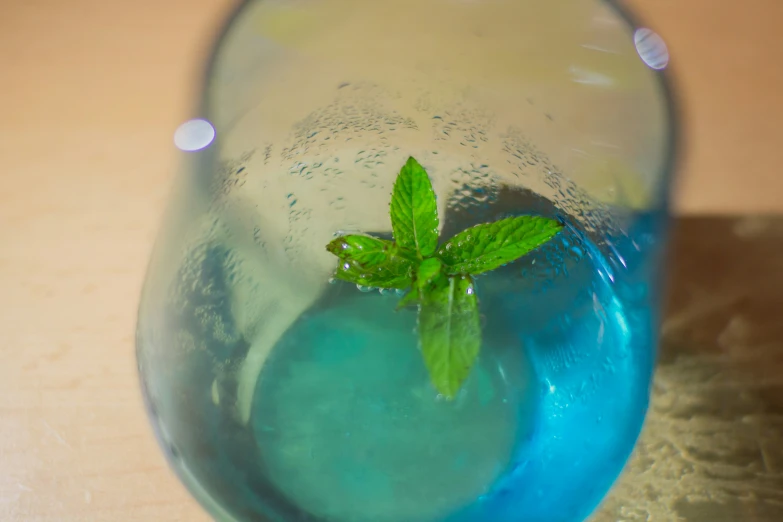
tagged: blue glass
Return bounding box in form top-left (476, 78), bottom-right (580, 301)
top-left (137, 1), bottom-right (677, 521)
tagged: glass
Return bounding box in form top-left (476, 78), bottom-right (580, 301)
top-left (136, 1), bottom-right (678, 521)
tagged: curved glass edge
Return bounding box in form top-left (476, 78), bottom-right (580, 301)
top-left (136, 363), bottom-right (246, 522)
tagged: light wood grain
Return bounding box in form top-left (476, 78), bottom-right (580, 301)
top-left (1, 0), bottom-right (781, 520)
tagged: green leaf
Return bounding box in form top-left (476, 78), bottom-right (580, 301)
top-left (327, 235), bottom-right (414, 289)
top-left (395, 257), bottom-right (442, 310)
top-left (389, 156), bottom-right (440, 258)
top-left (333, 258), bottom-right (413, 289)
top-left (327, 235), bottom-right (395, 267)
top-left (416, 257), bottom-right (442, 294)
top-left (437, 215), bottom-right (563, 275)
top-left (418, 274), bottom-right (480, 399)
top-left (396, 289), bottom-right (420, 310)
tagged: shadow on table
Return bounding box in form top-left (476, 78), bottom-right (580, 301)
top-left (594, 216), bottom-right (783, 522)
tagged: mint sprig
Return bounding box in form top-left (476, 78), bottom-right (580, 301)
top-left (326, 156), bottom-right (563, 398)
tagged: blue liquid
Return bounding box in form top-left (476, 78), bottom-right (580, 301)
top-left (249, 195), bottom-right (658, 521)
top-left (142, 189), bottom-right (660, 522)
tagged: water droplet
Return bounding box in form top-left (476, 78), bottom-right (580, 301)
top-left (342, 262), bottom-right (350, 271)
top-left (395, 288), bottom-right (406, 296)
top-left (445, 243), bottom-right (453, 251)
top-left (357, 284), bottom-right (373, 293)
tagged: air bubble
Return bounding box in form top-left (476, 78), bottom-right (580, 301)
top-left (357, 284), bottom-right (373, 293)
top-left (328, 277), bottom-right (337, 285)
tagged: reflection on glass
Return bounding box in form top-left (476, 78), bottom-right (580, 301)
top-left (634, 28), bottom-right (670, 70)
top-left (174, 118), bottom-right (217, 152)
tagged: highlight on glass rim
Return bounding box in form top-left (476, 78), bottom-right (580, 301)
top-left (136, 0), bottom-right (676, 521)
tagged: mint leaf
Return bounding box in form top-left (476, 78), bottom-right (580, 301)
top-left (334, 258), bottom-right (413, 289)
top-left (416, 257), bottom-right (442, 294)
top-left (327, 235), bottom-right (414, 289)
top-left (418, 274), bottom-right (480, 399)
top-left (437, 215), bottom-right (562, 275)
top-left (327, 235), bottom-right (396, 267)
top-left (390, 156), bottom-right (440, 258)
top-left (395, 257), bottom-right (442, 311)
top-left (396, 290), bottom-right (420, 310)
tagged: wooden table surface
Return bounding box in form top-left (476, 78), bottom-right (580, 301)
top-left (1, 1), bottom-right (781, 521)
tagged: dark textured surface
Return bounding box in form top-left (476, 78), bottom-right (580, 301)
top-left (593, 216), bottom-right (783, 521)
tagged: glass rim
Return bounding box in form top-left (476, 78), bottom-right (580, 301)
top-left (194, 0), bottom-right (682, 205)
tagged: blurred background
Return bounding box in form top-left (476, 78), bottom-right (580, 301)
top-left (1, 0), bottom-right (781, 521)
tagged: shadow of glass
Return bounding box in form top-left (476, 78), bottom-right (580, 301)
top-left (594, 216), bottom-right (783, 522)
